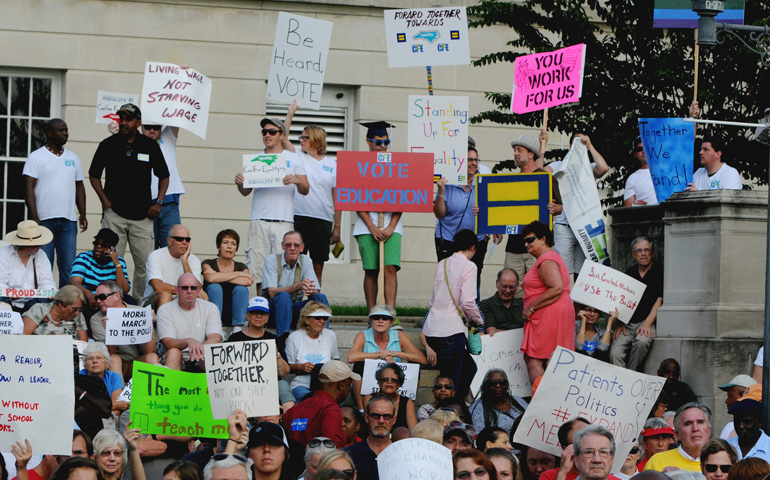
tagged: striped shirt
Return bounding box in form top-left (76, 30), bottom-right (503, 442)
top-left (70, 250), bottom-right (130, 292)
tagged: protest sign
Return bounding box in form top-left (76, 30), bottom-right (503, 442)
top-left (204, 340), bottom-right (279, 419)
top-left (470, 329), bottom-right (531, 398)
top-left (335, 151), bottom-right (434, 213)
top-left (383, 7), bottom-right (470, 68)
top-left (408, 95), bottom-right (469, 186)
top-left (96, 91), bottom-right (139, 124)
top-left (553, 139), bottom-right (611, 266)
top-left (514, 346), bottom-right (664, 471)
top-left (266, 12), bottom-right (333, 110)
top-left (141, 62), bottom-right (212, 139)
top-left (571, 261), bottom-right (647, 324)
top-left (653, 0), bottom-right (744, 28)
top-left (0, 335), bottom-right (74, 455)
top-left (475, 173), bottom-right (552, 235)
top-left (0, 310), bottom-right (23, 335)
top-left (378, 438), bottom-right (453, 480)
top-left (360, 359), bottom-right (420, 400)
top-left (638, 118), bottom-right (695, 203)
top-left (242, 153), bottom-right (287, 188)
top-left (130, 362), bottom-right (227, 438)
top-left (0, 288), bottom-right (56, 298)
top-left (511, 44), bottom-right (586, 114)
top-left (105, 307), bottom-right (153, 346)
top-left (117, 378), bottom-right (132, 403)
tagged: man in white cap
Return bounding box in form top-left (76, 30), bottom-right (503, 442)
top-left (718, 374), bottom-right (757, 439)
top-left (282, 359), bottom-right (360, 448)
top-left (0, 220), bottom-right (56, 311)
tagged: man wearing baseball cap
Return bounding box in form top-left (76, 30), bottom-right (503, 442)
top-left (718, 374), bottom-right (757, 440)
top-left (727, 397), bottom-right (770, 462)
top-left (443, 422), bottom-right (476, 454)
top-left (70, 228), bottom-right (131, 308)
top-left (282, 359), bottom-right (360, 448)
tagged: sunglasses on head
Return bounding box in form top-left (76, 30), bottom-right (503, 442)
top-left (342, 469), bottom-right (356, 478)
top-left (95, 292), bottom-right (118, 301)
top-left (262, 128), bottom-right (281, 136)
top-left (170, 236), bottom-right (191, 242)
top-left (704, 464), bottom-right (731, 474)
top-left (448, 420), bottom-right (477, 437)
top-left (144, 125), bottom-right (162, 131)
top-left (308, 438), bottom-right (336, 449)
top-left (367, 138), bottom-right (391, 146)
top-left (212, 453), bottom-right (248, 463)
top-left (523, 236), bottom-right (538, 244)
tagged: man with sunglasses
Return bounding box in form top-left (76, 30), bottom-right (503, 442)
top-left (344, 393), bottom-right (396, 480)
top-left (143, 224), bottom-right (204, 308)
top-left (157, 273), bottom-right (222, 370)
top-left (70, 228), bottom-right (132, 310)
top-left (480, 268), bottom-right (524, 336)
top-left (623, 136), bottom-right (658, 207)
top-left (235, 117), bottom-right (309, 295)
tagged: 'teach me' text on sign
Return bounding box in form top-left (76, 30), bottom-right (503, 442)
top-left (384, 7), bottom-right (470, 68)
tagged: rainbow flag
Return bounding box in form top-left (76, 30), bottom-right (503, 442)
top-left (653, 0), bottom-right (745, 28)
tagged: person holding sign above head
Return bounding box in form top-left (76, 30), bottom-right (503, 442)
top-left (22, 285), bottom-right (87, 341)
top-left (9, 440), bottom-right (61, 480)
top-left (0, 220), bottom-right (56, 313)
top-left (92, 428), bottom-right (145, 480)
top-left (354, 121), bottom-right (403, 311)
top-left (343, 393), bottom-right (396, 480)
top-left (282, 101), bottom-right (340, 287)
top-left (645, 402), bottom-right (713, 472)
top-left (143, 224), bottom-right (205, 308)
top-left (575, 306), bottom-right (617, 362)
top-left (480, 268), bottom-right (524, 336)
top-left (685, 135), bottom-right (743, 191)
top-left (624, 136), bottom-right (659, 207)
top-left (234, 116), bottom-right (308, 295)
top-left (70, 228), bottom-right (132, 310)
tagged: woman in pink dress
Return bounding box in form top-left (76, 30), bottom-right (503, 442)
top-left (520, 221), bottom-right (575, 383)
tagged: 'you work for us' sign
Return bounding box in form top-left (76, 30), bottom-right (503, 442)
top-left (511, 44), bottom-right (586, 114)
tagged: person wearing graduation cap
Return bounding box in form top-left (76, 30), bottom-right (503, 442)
top-left (353, 121), bottom-right (403, 310)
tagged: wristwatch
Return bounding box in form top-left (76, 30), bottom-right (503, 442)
top-left (155, 198), bottom-right (164, 205)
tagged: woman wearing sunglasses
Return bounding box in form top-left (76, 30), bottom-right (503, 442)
top-left (23, 285), bottom-right (87, 341)
top-left (363, 362), bottom-right (417, 430)
top-left (316, 451), bottom-right (356, 480)
top-left (615, 440), bottom-right (643, 480)
top-left (469, 369), bottom-right (528, 435)
top-left (286, 302), bottom-right (339, 401)
top-left (701, 439), bottom-right (738, 480)
top-left (453, 448), bottom-right (498, 480)
top-left (575, 305), bottom-right (618, 362)
top-left (417, 374), bottom-right (457, 421)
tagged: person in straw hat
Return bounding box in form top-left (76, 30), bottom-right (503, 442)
top-left (0, 220), bottom-right (56, 312)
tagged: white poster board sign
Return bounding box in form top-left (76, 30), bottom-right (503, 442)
top-left (0, 311), bottom-right (23, 335)
top-left (141, 62), bottom-right (212, 139)
top-left (513, 347), bottom-right (664, 472)
top-left (0, 288), bottom-right (57, 298)
top-left (266, 12), bottom-right (333, 110)
top-left (242, 153), bottom-right (288, 188)
top-left (379, 438), bottom-right (453, 480)
top-left (360, 359), bottom-right (420, 400)
top-left (204, 340), bottom-right (279, 418)
top-left (0, 335), bottom-right (75, 455)
top-left (105, 307), bottom-right (154, 345)
top-left (408, 95), bottom-right (469, 186)
top-left (116, 378), bottom-right (132, 403)
top-left (384, 7), bottom-right (470, 68)
top-left (571, 261), bottom-right (647, 324)
top-left (470, 329), bottom-right (531, 398)
top-left (96, 91), bottom-right (139, 124)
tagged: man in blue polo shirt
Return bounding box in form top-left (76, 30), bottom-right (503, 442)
top-left (344, 393), bottom-right (395, 480)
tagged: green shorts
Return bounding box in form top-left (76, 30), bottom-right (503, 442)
top-left (356, 233), bottom-right (402, 271)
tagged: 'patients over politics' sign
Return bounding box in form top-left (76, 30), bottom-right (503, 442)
top-left (511, 44), bottom-right (586, 114)
top-left (384, 7), bottom-right (470, 68)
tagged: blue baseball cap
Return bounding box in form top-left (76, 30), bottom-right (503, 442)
top-left (247, 296), bottom-right (269, 313)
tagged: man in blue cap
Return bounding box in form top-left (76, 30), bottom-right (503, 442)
top-left (727, 397), bottom-right (770, 462)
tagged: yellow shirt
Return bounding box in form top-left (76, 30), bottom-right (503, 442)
top-left (644, 448), bottom-right (701, 472)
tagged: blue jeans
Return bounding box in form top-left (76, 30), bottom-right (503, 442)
top-left (205, 283), bottom-right (248, 327)
top-left (291, 386), bottom-right (312, 403)
top-left (153, 200), bottom-right (181, 249)
top-left (426, 333), bottom-right (477, 402)
top-left (269, 292), bottom-right (329, 337)
top-left (40, 218), bottom-right (77, 288)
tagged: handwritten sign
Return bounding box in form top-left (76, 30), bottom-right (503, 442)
top-left (0, 311), bottom-right (23, 335)
top-left (335, 151), bottom-right (434, 213)
top-left (384, 7), bottom-right (470, 68)
top-left (514, 347), bottom-right (664, 472)
top-left (141, 62), bottom-right (212, 139)
top-left (470, 329), bottom-right (531, 398)
top-left (638, 118), bottom-right (694, 203)
top-left (0, 336), bottom-right (74, 455)
top-left (105, 307), bottom-right (153, 346)
top-left (571, 261), bottom-right (646, 324)
top-left (130, 362), bottom-right (227, 438)
top-left (266, 12), bottom-right (333, 110)
top-left (511, 44), bottom-right (586, 114)
top-left (553, 139), bottom-right (611, 266)
top-left (360, 359), bottom-right (420, 400)
top-left (378, 438), bottom-right (453, 480)
top-left (0, 288), bottom-right (56, 298)
top-left (204, 341), bottom-right (279, 419)
top-left (242, 153), bottom-right (287, 188)
top-left (95, 91), bottom-right (139, 124)
top-left (117, 378), bottom-right (132, 403)
top-left (408, 95), bottom-right (469, 186)
top-left (475, 173), bottom-right (552, 235)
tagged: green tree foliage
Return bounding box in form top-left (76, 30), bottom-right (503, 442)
top-left (468, 0), bottom-right (770, 205)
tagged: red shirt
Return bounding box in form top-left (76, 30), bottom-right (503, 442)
top-left (539, 469), bottom-right (624, 480)
top-left (283, 390), bottom-right (346, 448)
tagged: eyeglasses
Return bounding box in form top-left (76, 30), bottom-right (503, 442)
top-left (489, 379), bottom-right (508, 387)
top-left (342, 469), bottom-right (356, 478)
top-left (434, 383), bottom-right (454, 390)
top-left (629, 447), bottom-right (640, 455)
top-left (308, 438), bottom-right (336, 449)
top-left (456, 467), bottom-right (488, 480)
top-left (499, 284), bottom-right (518, 290)
top-left (367, 138), bottom-right (391, 146)
top-left (93, 241), bottom-right (113, 249)
top-left (179, 285), bottom-right (200, 291)
top-left (212, 453), bottom-right (248, 463)
top-left (633, 146), bottom-right (644, 153)
top-left (144, 125), bottom-right (162, 131)
top-left (578, 448), bottom-right (613, 458)
top-left (262, 128), bottom-right (281, 136)
top-left (447, 421), bottom-right (477, 437)
top-left (705, 464), bottom-right (732, 474)
top-left (584, 309), bottom-right (599, 315)
top-left (370, 316), bottom-right (392, 321)
top-left (99, 449), bottom-right (124, 458)
top-left (170, 236), bottom-right (192, 243)
top-left (95, 292), bottom-right (119, 301)
top-left (633, 248), bottom-right (652, 254)
top-left (523, 236), bottom-right (538, 244)
top-left (368, 412), bottom-right (395, 421)
top-left (284, 242), bottom-right (302, 249)
top-left (380, 376), bottom-right (400, 384)
top-left (299, 135), bottom-right (310, 141)
top-left (68, 304), bottom-right (82, 313)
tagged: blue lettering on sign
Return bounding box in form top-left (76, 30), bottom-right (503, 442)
top-left (505, 225), bottom-right (519, 235)
top-left (291, 418), bottom-right (308, 432)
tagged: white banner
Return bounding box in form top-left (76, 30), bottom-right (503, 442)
top-left (141, 62), bottom-right (212, 139)
top-left (378, 438), bottom-right (453, 480)
top-left (470, 329), bottom-right (531, 398)
top-left (408, 95), bottom-right (469, 186)
top-left (0, 288), bottom-right (56, 298)
top-left (571, 261), bottom-right (647, 324)
top-left (513, 347), bottom-right (664, 472)
top-left (242, 153), bottom-right (287, 188)
top-left (105, 307), bottom-right (154, 346)
top-left (204, 340), bottom-right (279, 419)
top-left (0, 336), bottom-right (75, 455)
top-left (116, 378), bottom-right (132, 403)
top-left (266, 12), bottom-right (333, 110)
top-left (553, 139), bottom-right (611, 266)
top-left (360, 359), bottom-right (420, 400)
top-left (96, 91), bottom-right (139, 124)
top-left (384, 7), bottom-right (470, 68)
top-left (0, 311), bottom-right (23, 335)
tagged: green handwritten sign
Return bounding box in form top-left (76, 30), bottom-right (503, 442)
top-left (129, 362), bottom-right (227, 438)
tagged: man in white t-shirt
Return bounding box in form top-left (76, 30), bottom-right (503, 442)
top-left (686, 136), bottom-right (743, 191)
top-left (23, 118), bottom-right (87, 287)
top-left (624, 136), bottom-right (659, 207)
top-left (157, 273), bottom-right (222, 370)
top-left (143, 224), bottom-right (204, 307)
top-left (235, 117), bottom-right (309, 295)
